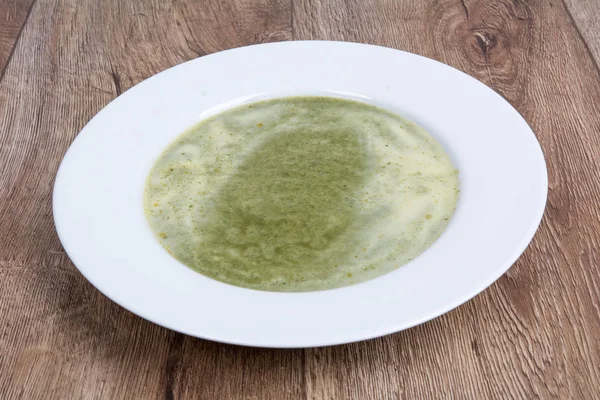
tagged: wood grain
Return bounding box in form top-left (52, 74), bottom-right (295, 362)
top-left (1, 0), bottom-right (600, 398)
top-left (564, 0), bottom-right (600, 70)
top-left (0, 0), bottom-right (35, 77)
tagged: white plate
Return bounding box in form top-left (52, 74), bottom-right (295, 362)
top-left (53, 41), bottom-right (547, 348)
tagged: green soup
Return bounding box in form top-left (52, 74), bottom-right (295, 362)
top-left (144, 97), bottom-right (459, 291)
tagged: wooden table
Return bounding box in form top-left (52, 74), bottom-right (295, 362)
top-left (2, 0), bottom-right (600, 398)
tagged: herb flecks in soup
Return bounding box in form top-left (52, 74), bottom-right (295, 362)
top-left (144, 97), bottom-right (459, 292)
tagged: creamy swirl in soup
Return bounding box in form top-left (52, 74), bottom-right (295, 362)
top-left (144, 97), bottom-right (459, 292)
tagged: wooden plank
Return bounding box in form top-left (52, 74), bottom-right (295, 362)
top-left (0, 1), bottom-right (296, 399)
top-left (293, 0), bottom-right (600, 398)
top-left (1, 0), bottom-right (600, 398)
top-left (564, 0), bottom-right (600, 70)
top-left (0, 0), bottom-right (35, 79)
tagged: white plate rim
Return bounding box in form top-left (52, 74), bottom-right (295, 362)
top-left (53, 40), bottom-right (548, 348)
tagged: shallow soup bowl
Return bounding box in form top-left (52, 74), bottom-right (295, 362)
top-left (53, 41), bottom-right (547, 348)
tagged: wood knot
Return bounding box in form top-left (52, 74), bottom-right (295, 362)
top-left (474, 31), bottom-right (497, 56)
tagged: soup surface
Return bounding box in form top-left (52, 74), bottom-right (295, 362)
top-left (144, 97), bottom-right (459, 291)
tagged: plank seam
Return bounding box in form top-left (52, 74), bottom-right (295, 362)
top-left (561, 0), bottom-right (600, 79)
top-left (0, 0), bottom-right (38, 85)
top-left (291, 0), bottom-right (295, 40)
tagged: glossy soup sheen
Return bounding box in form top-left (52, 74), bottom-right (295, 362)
top-left (144, 97), bottom-right (459, 292)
